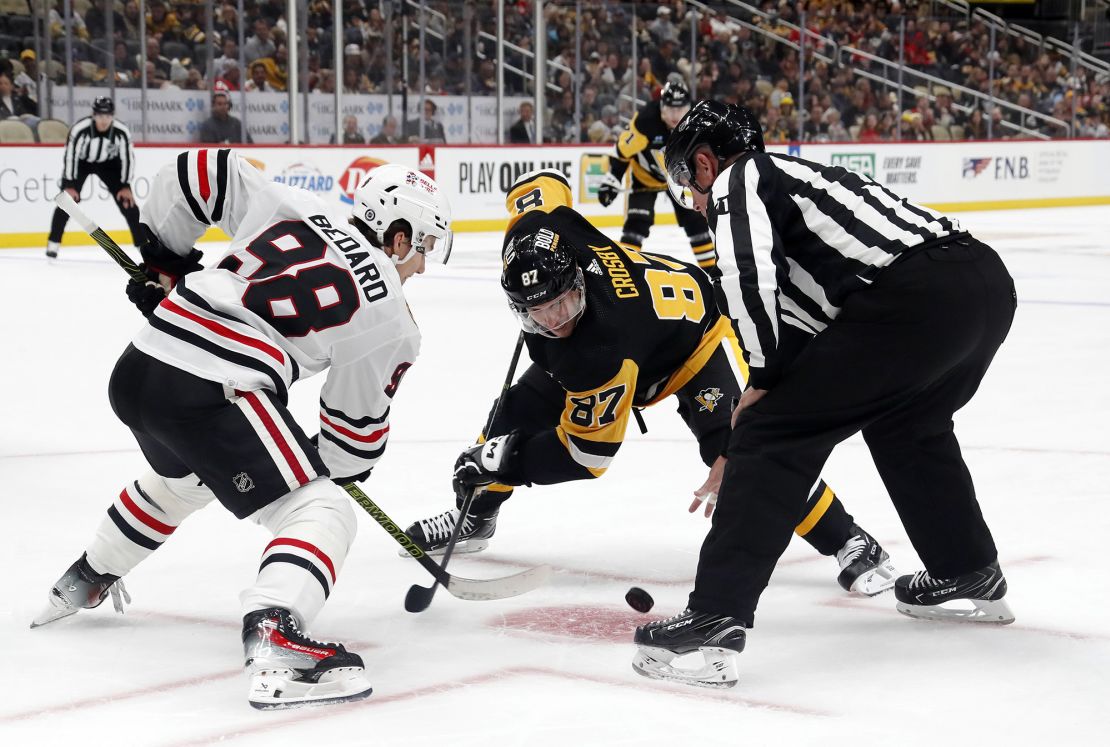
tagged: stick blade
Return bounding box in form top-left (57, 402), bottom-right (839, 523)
top-left (445, 564), bottom-right (553, 601)
top-left (404, 584), bottom-right (437, 613)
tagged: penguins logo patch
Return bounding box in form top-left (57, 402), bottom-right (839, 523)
top-left (695, 387), bottom-right (723, 413)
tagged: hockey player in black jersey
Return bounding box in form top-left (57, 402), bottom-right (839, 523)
top-left (598, 79), bottom-right (718, 274)
top-left (405, 169), bottom-right (897, 600)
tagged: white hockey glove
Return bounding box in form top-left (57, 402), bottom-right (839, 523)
top-left (453, 433), bottom-right (521, 493)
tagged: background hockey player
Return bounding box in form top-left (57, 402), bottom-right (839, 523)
top-left (46, 97), bottom-right (143, 259)
top-left (405, 169), bottom-right (896, 598)
top-left (31, 152), bottom-right (453, 710)
top-left (598, 79), bottom-right (717, 275)
top-left (631, 100), bottom-right (1016, 688)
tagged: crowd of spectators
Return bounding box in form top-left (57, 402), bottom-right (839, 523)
top-left (0, 0), bottom-right (1106, 142)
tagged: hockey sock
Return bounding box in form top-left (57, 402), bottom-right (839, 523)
top-left (463, 483), bottom-right (514, 514)
top-left (794, 479), bottom-right (855, 556)
top-left (241, 478), bottom-right (356, 627)
top-left (86, 471), bottom-right (216, 577)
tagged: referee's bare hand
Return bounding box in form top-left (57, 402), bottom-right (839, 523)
top-left (690, 455), bottom-right (727, 518)
top-left (117, 187), bottom-right (135, 209)
top-left (731, 387), bottom-right (768, 428)
top-left (65, 187), bottom-right (79, 203)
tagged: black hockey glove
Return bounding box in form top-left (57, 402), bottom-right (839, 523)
top-left (126, 278), bottom-right (168, 317)
top-left (597, 173), bottom-right (623, 208)
top-left (452, 433), bottom-right (522, 495)
top-left (139, 235), bottom-right (204, 290)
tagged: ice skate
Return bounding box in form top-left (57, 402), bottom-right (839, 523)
top-left (836, 524), bottom-right (898, 595)
top-left (30, 553), bottom-right (130, 629)
top-left (401, 505), bottom-right (499, 557)
top-left (632, 609), bottom-right (748, 689)
top-left (895, 561), bottom-right (1014, 624)
top-left (45, 241), bottom-right (60, 259)
top-left (243, 607), bottom-right (372, 710)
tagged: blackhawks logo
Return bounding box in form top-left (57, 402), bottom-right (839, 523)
top-left (695, 387), bottom-right (723, 413)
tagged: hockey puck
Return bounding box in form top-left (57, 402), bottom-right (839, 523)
top-left (625, 586), bottom-right (655, 614)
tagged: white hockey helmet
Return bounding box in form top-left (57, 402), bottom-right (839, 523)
top-left (349, 163), bottom-right (453, 264)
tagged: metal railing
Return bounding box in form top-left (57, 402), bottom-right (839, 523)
top-left (840, 45), bottom-right (1071, 139)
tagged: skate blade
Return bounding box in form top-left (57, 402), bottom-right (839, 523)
top-left (247, 668), bottom-right (373, 710)
top-left (397, 538), bottom-right (488, 558)
top-left (631, 646), bottom-right (738, 689)
top-left (30, 588), bottom-right (79, 629)
top-left (850, 560), bottom-right (898, 596)
top-left (896, 597), bottom-right (1015, 625)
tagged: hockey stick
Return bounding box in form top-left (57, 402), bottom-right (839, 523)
top-left (53, 190), bottom-right (147, 282)
top-left (403, 331), bottom-right (527, 613)
top-left (54, 192), bottom-right (552, 604)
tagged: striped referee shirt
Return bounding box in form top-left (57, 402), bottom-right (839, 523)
top-left (708, 152), bottom-right (962, 390)
top-left (61, 116), bottom-right (135, 188)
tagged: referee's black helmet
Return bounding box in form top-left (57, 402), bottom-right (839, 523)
top-left (663, 100), bottom-right (764, 197)
top-left (92, 96), bottom-right (115, 115)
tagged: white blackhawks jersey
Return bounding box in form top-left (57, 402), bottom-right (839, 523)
top-left (134, 148), bottom-right (420, 481)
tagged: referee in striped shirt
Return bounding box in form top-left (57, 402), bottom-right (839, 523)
top-left (46, 97), bottom-right (143, 258)
top-left (653, 101), bottom-right (1017, 640)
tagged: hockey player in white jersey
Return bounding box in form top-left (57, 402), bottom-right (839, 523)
top-left (31, 149), bottom-right (453, 710)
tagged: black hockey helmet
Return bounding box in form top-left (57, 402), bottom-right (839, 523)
top-left (501, 227), bottom-right (586, 337)
top-left (660, 79), bottom-right (691, 109)
top-left (92, 96), bottom-right (114, 115)
top-left (664, 100), bottom-right (764, 202)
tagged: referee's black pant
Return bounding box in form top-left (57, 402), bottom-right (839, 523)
top-left (690, 234), bottom-right (1017, 623)
top-left (49, 161), bottom-right (144, 246)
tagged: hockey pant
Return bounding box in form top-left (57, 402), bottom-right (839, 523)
top-left (467, 357), bottom-right (854, 557)
top-left (620, 177), bottom-right (717, 275)
top-left (49, 161), bottom-right (145, 246)
top-left (85, 345), bottom-right (358, 627)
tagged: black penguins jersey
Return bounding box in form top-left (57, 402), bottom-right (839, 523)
top-left (608, 101), bottom-right (670, 190)
top-left (500, 170), bottom-right (744, 484)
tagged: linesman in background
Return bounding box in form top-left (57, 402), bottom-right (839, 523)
top-left (631, 100), bottom-right (1017, 689)
top-left (46, 97), bottom-right (143, 259)
top-left (599, 79), bottom-right (717, 275)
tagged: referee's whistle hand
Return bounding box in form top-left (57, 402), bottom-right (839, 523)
top-left (65, 187), bottom-right (79, 203)
top-left (117, 187), bottom-right (135, 209)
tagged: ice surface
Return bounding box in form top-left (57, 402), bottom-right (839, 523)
top-left (2, 207), bottom-right (1108, 744)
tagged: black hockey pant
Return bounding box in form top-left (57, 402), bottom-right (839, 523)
top-left (690, 235), bottom-right (1017, 623)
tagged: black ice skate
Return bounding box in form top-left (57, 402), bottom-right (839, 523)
top-left (243, 607), bottom-right (372, 710)
top-left (895, 561), bottom-right (1014, 624)
top-left (632, 609), bottom-right (748, 688)
top-left (402, 505), bottom-right (499, 557)
top-left (30, 553), bottom-right (131, 629)
top-left (836, 524), bottom-right (898, 595)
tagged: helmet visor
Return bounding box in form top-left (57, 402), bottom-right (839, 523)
top-left (509, 269), bottom-right (586, 338)
top-left (414, 226), bottom-right (453, 265)
top-left (665, 167), bottom-right (695, 210)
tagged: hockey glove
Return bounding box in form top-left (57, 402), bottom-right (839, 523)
top-left (453, 433), bottom-right (521, 494)
top-left (126, 278), bottom-right (168, 317)
top-left (597, 173), bottom-right (624, 208)
top-left (139, 235), bottom-right (204, 291)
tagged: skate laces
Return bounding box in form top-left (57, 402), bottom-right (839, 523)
top-left (108, 580), bottom-right (131, 614)
top-left (837, 535), bottom-right (868, 567)
top-left (910, 570), bottom-right (950, 589)
top-left (418, 510), bottom-right (459, 541)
